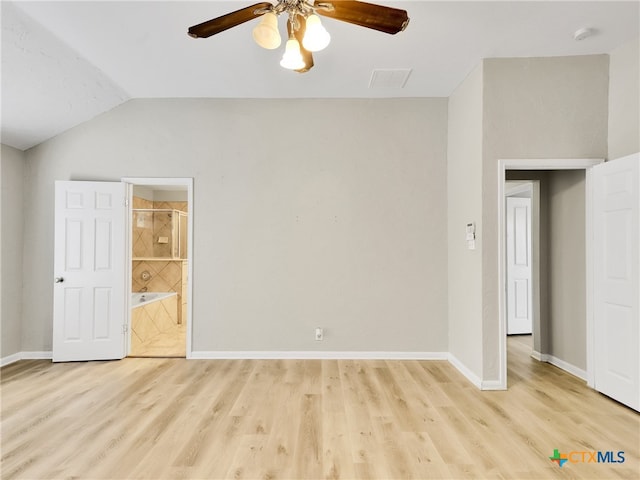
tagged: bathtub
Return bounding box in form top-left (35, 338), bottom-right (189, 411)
top-left (130, 292), bottom-right (180, 352)
top-left (132, 291), bottom-right (177, 309)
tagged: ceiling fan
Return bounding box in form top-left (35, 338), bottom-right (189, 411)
top-left (188, 0), bottom-right (410, 73)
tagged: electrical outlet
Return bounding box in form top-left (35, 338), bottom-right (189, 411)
top-left (315, 327), bottom-right (323, 341)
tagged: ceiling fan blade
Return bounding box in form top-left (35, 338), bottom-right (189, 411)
top-left (289, 15), bottom-right (314, 73)
top-left (314, 1), bottom-right (409, 35)
top-left (188, 2), bottom-right (273, 39)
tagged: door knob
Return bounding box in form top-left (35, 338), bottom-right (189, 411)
top-left (55, 277), bottom-right (64, 283)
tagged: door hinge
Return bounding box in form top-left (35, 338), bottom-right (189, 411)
top-left (122, 324), bottom-right (128, 334)
top-left (124, 197), bottom-right (130, 207)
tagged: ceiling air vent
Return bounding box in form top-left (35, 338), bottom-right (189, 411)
top-left (369, 68), bottom-right (412, 89)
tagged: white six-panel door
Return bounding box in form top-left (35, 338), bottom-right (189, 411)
top-left (53, 181), bottom-right (127, 362)
top-left (593, 153), bottom-right (639, 411)
top-left (506, 196), bottom-right (533, 335)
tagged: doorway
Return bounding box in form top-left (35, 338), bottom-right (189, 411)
top-left (504, 180), bottom-right (537, 376)
top-left (123, 178), bottom-right (193, 358)
top-left (497, 159), bottom-right (603, 389)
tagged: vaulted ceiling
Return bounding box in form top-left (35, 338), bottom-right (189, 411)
top-left (2, 1), bottom-right (639, 150)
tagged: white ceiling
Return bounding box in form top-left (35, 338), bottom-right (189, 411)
top-left (2, 1), bottom-right (639, 150)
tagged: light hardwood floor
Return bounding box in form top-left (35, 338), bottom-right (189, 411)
top-left (1, 338), bottom-right (638, 479)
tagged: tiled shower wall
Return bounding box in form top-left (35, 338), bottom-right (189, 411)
top-left (132, 197), bottom-right (187, 211)
top-left (132, 196), bottom-right (188, 324)
top-left (132, 197), bottom-right (188, 258)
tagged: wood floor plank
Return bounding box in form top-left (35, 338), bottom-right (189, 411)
top-left (293, 393), bottom-right (323, 479)
top-left (338, 361), bottom-right (388, 478)
top-left (370, 416), bottom-right (416, 479)
top-left (173, 360), bottom-right (254, 469)
top-left (320, 360), bottom-right (355, 480)
top-left (2, 337), bottom-right (639, 479)
top-left (400, 430), bottom-right (450, 479)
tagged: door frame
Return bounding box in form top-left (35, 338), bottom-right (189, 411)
top-left (122, 177), bottom-right (194, 358)
top-left (497, 159), bottom-right (603, 390)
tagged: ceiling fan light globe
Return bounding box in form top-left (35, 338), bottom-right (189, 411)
top-left (280, 38), bottom-right (306, 70)
top-left (252, 12), bottom-right (281, 49)
top-left (302, 14), bottom-right (330, 52)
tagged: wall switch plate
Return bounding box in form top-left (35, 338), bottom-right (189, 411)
top-left (315, 327), bottom-right (323, 341)
top-left (466, 222), bottom-right (476, 241)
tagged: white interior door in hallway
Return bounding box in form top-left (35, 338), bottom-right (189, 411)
top-left (506, 196), bottom-right (533, 335)
top-left (593, 153), bottom-right (639, 411)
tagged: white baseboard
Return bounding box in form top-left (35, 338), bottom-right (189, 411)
top-left (447, 354), bottom-right (482, 388)
top-left (446, 355), bottom-right (507, 390)
top-left (190, 351), bottom-right (449, 360)
top-left (1, 352), bottom-right (22, 367)
top-left (531, 351), bottom-right (587, 381)
top-left (1, 351), bottom-right (52, 367)
top-left (545, 354), bottom-right (587, 380)
top-left (23, 351), bottom-right (53, 360)
top-left (481, 380), bottom-right (506, 390)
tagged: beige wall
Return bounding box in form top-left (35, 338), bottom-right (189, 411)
top-left (447, 63), bottom-right (484, 378)
top-left (548, 169), bottom-right (586, 369)
top-left (1, 144), bottom-right (25, 359)
top-left (482, 55), bottom-right (609, 380)
top-left (608, 37), bottom-right (640, 160)
top-left (22, 98), bottom-right (449, 353)
top-left (7, 51), bottom-right (623, 374)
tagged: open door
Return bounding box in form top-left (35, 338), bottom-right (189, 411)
top-left (506, 196), bottom-right (533, 335)
top-left (593, 153), bottom-right (639, 411)
top-left (53, 181), bottom-right (127, 362)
